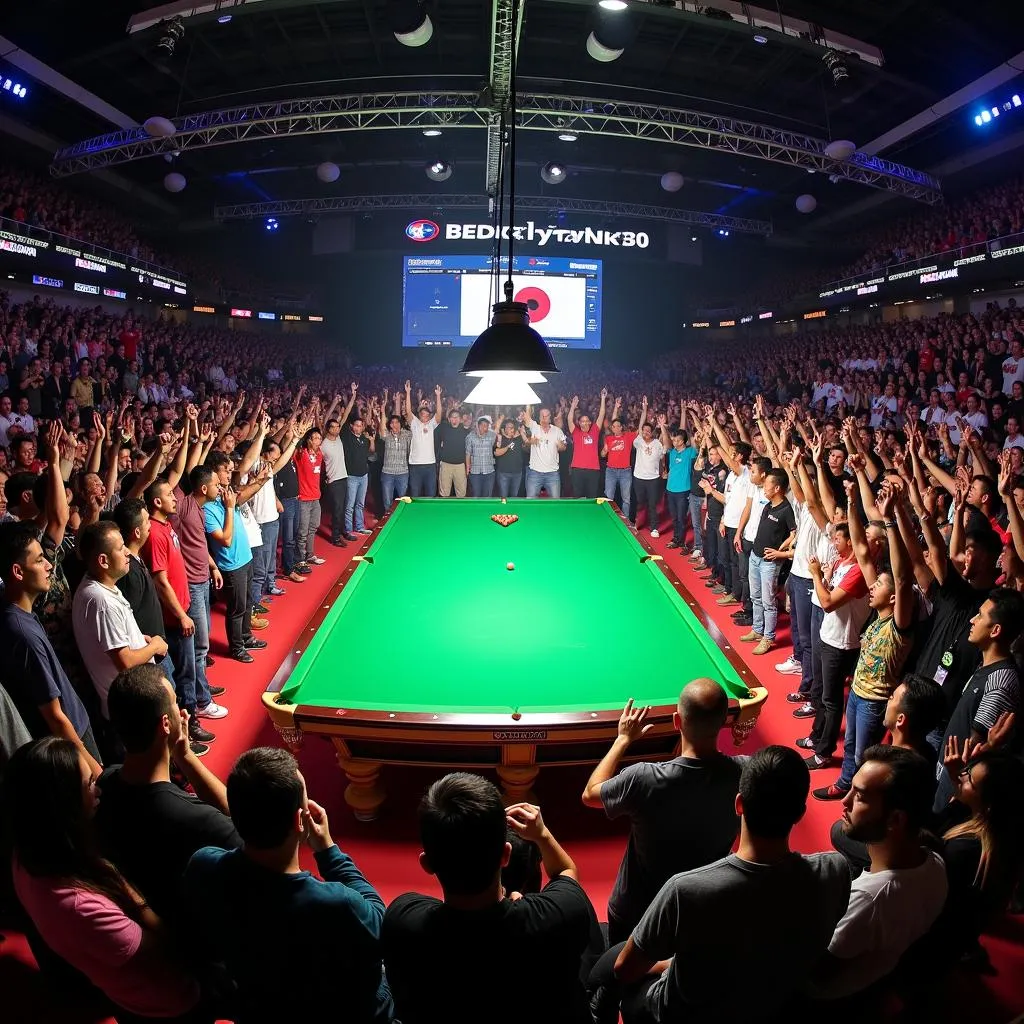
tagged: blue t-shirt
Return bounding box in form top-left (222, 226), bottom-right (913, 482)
top-left (666, 446), bottom-right (697, 493)
top-left (202, 499), bottom-right (252, 572)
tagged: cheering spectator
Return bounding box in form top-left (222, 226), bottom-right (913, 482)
top-left (567, 390), bottom-right (607, 499)
top-left (524, 405), bottom-right (567, 499)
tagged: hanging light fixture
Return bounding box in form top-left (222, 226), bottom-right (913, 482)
top-left (461, 0), bottom-right (558, 397)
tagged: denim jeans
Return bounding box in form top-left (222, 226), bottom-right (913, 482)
top-left (788, 573), bottom-right (814, 692)
top-left (688, 493), bottom-right (704, 553)
top-left (749, 552), bottom-right (781, 640)
top-left (836, 689), bottom-right (888, 791)
top-left (222, 561), bottom-right (255, 656)
top-left (810, 641), bottom-right (860, 758)
top-left (187, 580), bottom-right (213, 705)
top-left (279, 496), bottom-right (298, 574)
top-left (497, 471), bottom-right (522, 498)
top-left (251, 519), bottom-right (279, 603)
top-left (470, 472), bottom-right (495, 497)
top-left (345, 474), bottom-right (369, 532)
top-left (808, 602), bottom-right (826, 704)
top-left (722, 526), bottom-right (737, 593)
top-left (738, 537), bottom-right (753, 610)
top-left (297, 498), bottom-right (321, 563)
top-left (604, 467), bottom-right (632, 517)
top-left (667, 490), bottom-right (688, 544)
top-left (381, 472), bottom-right (408, 509)
top-left (705, 518), bottom-right (722, 581)
top-left (408, 463), bottom-right (437, 497)
top-left (325, 478), bottom-right (348, 543)
top-left (165, 624), bottom-right (199, 715)
top-left (526, 468), bottom-right (560, 498)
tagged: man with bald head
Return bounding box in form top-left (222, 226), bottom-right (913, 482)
top-left (582, 679), bottom-right (745, 943)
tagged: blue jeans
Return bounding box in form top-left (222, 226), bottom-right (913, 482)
top-left (497, 471), bottom-right (521, 498)
top-left (526, 468), bottom-right (560, 498)
top-left (165, 625), bottom-right (200, 715)
top-left (345, 473), bottom-right (369, 532)
top-left (251, 519), bottom-right (279, 603)
top-left (408, 463), bottom-right (436, 496)
top-left (279, 496), bottom-right (299, 574)
top-left (187, 581), bottom-right (213, 706)
top-left (836, 690), bottom-right (888, 791)
top-left (688, 493), bottom-right (704, 553)
top-left (381, 472), bottom-right (408, 508)
top-left (788, 573), bottom-right (814, 692)
top-left (604, 467), bottom-right (632, 517)
top-left (749, 552), bottom-right (781, 640)
top-left (470, 472), bottom-right (495, 497)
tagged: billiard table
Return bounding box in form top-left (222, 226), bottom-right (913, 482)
top-left (263, 497), bottom-right (767, 819)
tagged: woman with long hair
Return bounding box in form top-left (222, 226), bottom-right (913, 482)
top-left (2, 737), bottom-right (203, 1021)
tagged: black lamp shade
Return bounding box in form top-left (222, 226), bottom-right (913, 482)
top-left (460, 300), bottom-right (560, 375)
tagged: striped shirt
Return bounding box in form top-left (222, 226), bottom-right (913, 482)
top-left (465, 429), bottom-right (497, 475)
top-left (380, 429), bottom-right (411, 475)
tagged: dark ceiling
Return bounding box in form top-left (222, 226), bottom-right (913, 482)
top-left (2, 0), bottom-right (1024, 234)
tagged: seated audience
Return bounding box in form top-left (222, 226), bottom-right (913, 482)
top-left (184, 747), bottom-right (390, 1024)
top-left (382, 773), bottom-right (595, 1024)
top-left (581, 680), bottom-right (744, 943)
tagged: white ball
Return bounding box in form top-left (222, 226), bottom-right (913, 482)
top-left (143, 116), bottom-right (176, 138)
top-left (824, 139), bottom-right (856, 161)
top-left (316, 161), bottom-right (340, 183)
top-left (660, 171), bottom-right (684, 193)
top-left (163, 172), bottom-right (187, 193)
top-left (795, 193), bottom-right (817, 214)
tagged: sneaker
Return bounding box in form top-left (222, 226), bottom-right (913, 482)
top-left (288, 571), bottom-right (307, 583)
top-left (308, 556), bottom-right (327, 565)
top-left (268, 586), bottom-right (287, 596)
top-left (716, 595), bottom-right (739, 606)
top-left (666, 540), bottom-right (680, 549)
top-left (739, 631), bottom-right (762, 643)
top-left (795, 737), bottom-right (815, 749)
top-left (330, 538), bottom-right (348, 548)
top-left (208, 684), bottom-right (225, 697)
top-left (244, 638), bottom-right (268, 650)
top-left (793, 702), bottom-right (816, 719)
top-left (785, 690), bottom-right (807, 702)
top-left (196, 702), bottom-right (228, 720)
top-left (189, 740), bottom-right (210, 757)
top-left (732, 615), bottom-right (753, 627)
top-left (752, 639), bottom-right (776, 656)
top-left (250, 616), bottom-right (270, 630)
top-left (358, 528), bottom-right (373, 535)
top-left (688, 551), bottom-right (703, 562)
top-left (775, 657), bottom-right (802, 675)
top-left (650, 529), bottom-right (660, 538)
top-left (813, 784), bottom-right (849, 801)
top-left (231, 650), bottom-right (254, 664)
top-left (190, 721), bottom-right (215, 744)
top-left (803, 753), bottom-right (833, 770)
top-left (710, 585), bottom-right (728, 595)
top-left (692, 557), bottom-right (707, 570)
top-left (253, 603), bottom-right (270, 615)
top-left (295, 563), bottom-right (313, 575)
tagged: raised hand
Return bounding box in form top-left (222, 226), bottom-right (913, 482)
top-left (656, 413), bottom-right (667, 428)
top-left (350, 381), bottom-right (359, 395)
top-left (616, 698), bottom-right (653, 744)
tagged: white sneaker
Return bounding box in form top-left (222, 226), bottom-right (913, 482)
top-left (197, 702), bottom-right (229, 720)
top-left (308, 556), bottom-right (327, 565)
top-left (774, 657), bottom-right (802, 675)
top-left (650, 529), bottom-right (660, 538)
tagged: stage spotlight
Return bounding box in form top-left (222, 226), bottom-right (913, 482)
top-left (717, 228), bottom-right (730, 237)
top-left (156, 16), bottom-right (185, 58)
top-left (217, 14), bottom-right (232, 23)
top-left (422, 128), bottom-right (443, 137)
top-left (822, 50), bottom-right (848, 86)
top-left (426, 159), bottom-right (452, 182)
top-left (1014, 95), bottom-right (1022, 107)
top-left (981, 110), bottom-right (991, 123)
top-left (558, 131), bottom-right (578, 142)
top-left (598, 0), bottom-right (628, 9)
top-left (265, 217), bottom-right (279, 231)
top-left (753, 34), bottom-right (768, 44)
top-left (540, 162), bottom-right (566, 185)
top-left (975, 114), bottom-right (984, 126)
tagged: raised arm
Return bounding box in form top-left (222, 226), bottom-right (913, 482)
top-left (878, 479), bottom-right (915, 631)
top-left (403, 380), bottom-right (415, 427)
top-left (843, 479), bottom-right (878, 587)
top-left (567, 395), bottom-right (578, 435)
top-left (596, 388), bottom-right (608, 431)
top-left (338, 383), bottom-right (358, 427)
top-left (998, 451), bottom-right (1024, 564)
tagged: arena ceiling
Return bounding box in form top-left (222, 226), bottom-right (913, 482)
top-left (2, 0), bottom-right (1024, 234)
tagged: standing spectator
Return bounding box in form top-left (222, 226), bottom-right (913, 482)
top-left (272, 437), bottom-right (306, 581)
top-left (382, 774), bottom-right (594, 1024)
top-left (664, 427), bottom-right (696, 550)
top-left (581, 681), bottom-right (744, 944)
top-left (716, 440), bottom-right (753, 603)
top-left (69, 358), bottom-right (96, 421)
top-left (495, 416), bottom-right (525, 498)
top-left (524, 405), bottom-right (567, 499)
top-left (185, 747), bottom-right (391, 1023)
top-left (378, 410), bottom-right (411, 508)
top-left (0, 522), bottom-right (102, 776)
top-left (465, 414), bottom-right (498, 498)
top-left (437, 405), bottom-right (469, 498)
top-left (603, 397), bottom-right (637, 517)
top-left (247, 428), bottom-right (301, 606)
top-left (632, 409), bottom-right (667, 537)
top-left (294, 426), bottom-right (326, 570)
top-left (567, 390), bottom-right (607, 499)
top-left (342, 415), bottom-right (374, 538)
top-left (404, 381), bottom-right (443, 497)
top-left (321, 409), bottom-right (351, 547)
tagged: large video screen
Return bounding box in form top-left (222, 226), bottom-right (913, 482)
top-left (402, 254), bottom-right (602, 349)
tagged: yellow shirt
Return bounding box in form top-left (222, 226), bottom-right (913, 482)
top-left (851, 613), bottom-right (913, 702)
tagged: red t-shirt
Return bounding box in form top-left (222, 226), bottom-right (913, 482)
top-left (605, 431), bottom-right (637, 470)
top-left (571, 426), bottom-right (601, 470)
top-left (295, 448), bottom-right (323, 501)
top-left (143, 516), bottom-right (190, 625)
top-left (119, 328), bottom-right (140, 361)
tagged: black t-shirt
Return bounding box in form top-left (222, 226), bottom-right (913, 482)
top-left (116, 554), bottom-right (165, 639)
top-left (342, 431), bottom-right (371, 477)
top-left (911, 570), bottom-right (985, 714)
top-left (701, 462), bottom-right (729, 520)
top-left (753, 499), bottom-right (796, 558)
top-left (95, 766), bottom-right (241, 929)
top-left (274, 458), bottom-right (299, 500)
top-left (437, 422), bottom-right (469, 465)
top-left (382, 877), bottom-right (594, 1024)
top-left (495, 435), bottom-right (524, 475)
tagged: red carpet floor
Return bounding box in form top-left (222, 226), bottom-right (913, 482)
top-left (3, 505), bottom-right (1023, 1022)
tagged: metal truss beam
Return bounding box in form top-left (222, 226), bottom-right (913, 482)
top-left (485, 0), bottom-right (523, 198)
top-left (50, 91), bottom-right (940, 203)
top-left (212, 192), bottom-right (774, 234)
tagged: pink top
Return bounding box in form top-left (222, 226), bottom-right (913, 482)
top-left (12, 859), bottom-right (199, 1018)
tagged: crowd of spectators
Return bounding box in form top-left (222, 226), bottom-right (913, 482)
top-left (0, 285), bottom-right (1021, 1022)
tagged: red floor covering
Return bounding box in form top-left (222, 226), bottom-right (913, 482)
top-left (2, 506), bottom-right (1023, 1022)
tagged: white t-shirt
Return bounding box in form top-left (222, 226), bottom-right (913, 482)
top-left (722, 467), bottom-right (752, 529)
top-left (0, 414), bottom-right (13, 448)
top-left (72, 577), bottom-right (151, 718)
top-left (816, 850), bottom-right (947, 999)
top-left (528, 423), bottom-right (565, 473)
top-left (869, 396), bottom-right (897, 428)
top-left (408, 417), bottom-right (438, 465)
top-left (963, 410), bottom-right (988, 431)
top-left (743, 485), bottom-right (767, 543)
top-left (10, 412), bottom-right (34, 436)
top-left (632, 436), bottom-right (666, 480)
top-left (244, 467), bottom-right (279, 525)
top-left (1002, 356), bottom-right (1024, 396)
top-left (792, 506), bottom-right (829, 579)
top-left (320, 435), bottom-right (348, 482)
top-left (1003, 434), bottom-right (1024, 450)
top-left (817, 559), bottom-right (871, 650)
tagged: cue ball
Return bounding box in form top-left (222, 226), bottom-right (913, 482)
top-left (506, 562), bottom-right (515, 571)
top-left (501, 498), bottom-right (507, 504)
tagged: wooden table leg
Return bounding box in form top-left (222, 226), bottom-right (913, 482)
top-left (332, 742), bottom-right (386, 822)
top-left (496, 763), bottom-right (539, 805)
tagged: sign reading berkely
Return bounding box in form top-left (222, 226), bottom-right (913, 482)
top-left (406, 218), bottom-right (650, 249)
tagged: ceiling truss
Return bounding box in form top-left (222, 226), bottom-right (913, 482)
top-left (49, 91), bottom-right (941, 203)
top-left (485, 0), bottom-right (523, 198)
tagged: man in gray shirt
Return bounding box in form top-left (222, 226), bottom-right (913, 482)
top-left (582, 678), bottom-right (745, 943)
top-left (606, 746), bottom-right (851, 1024)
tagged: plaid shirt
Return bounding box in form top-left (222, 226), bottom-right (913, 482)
top-left (464, 428), bottom-right (497, 474)
top-left (380, 429), bottom-right (411, 474)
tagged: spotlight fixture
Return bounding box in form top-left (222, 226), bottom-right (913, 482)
top-left (690, 234), bottom-right (698, 242)
top-left (156, 16), bottom-right (185, 57)
top-left (425, 159), bottom-right (452, 182)
top-left (598, 0), bottom-right (628, 9)
top-left (265, 217), bottom-right (279, 232)
top-left (717, 228), bottom-right (730, 237)
top-left (753, 34), bottom-right (768, 44)
top-left (822, 50), bottom-right (848, 86)
top-left (422, 128), bottom-right (443, 137)
top-left (586, 6), bottom-right (635, 62)
top-left (217, 14), bottom-right (232, 23)
top-left (540, 161), bottom-right (566, 185)
top-left (390, 0), bottom-right (433, 46)
top-left (558, 131), bottom-right (578, 142)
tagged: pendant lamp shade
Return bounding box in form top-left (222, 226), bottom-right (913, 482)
top-left (460, 299), bottom-right (560, 376)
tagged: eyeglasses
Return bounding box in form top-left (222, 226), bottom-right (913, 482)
top-left (958, 763), bottom-right (978, 783)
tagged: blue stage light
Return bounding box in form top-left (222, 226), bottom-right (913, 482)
top-left (975, 114), bottom-right (983, 126)
top-left (1015, 95), bottom-right (1022, 107)
top-left (981, 110), bottom-right (991, 123)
